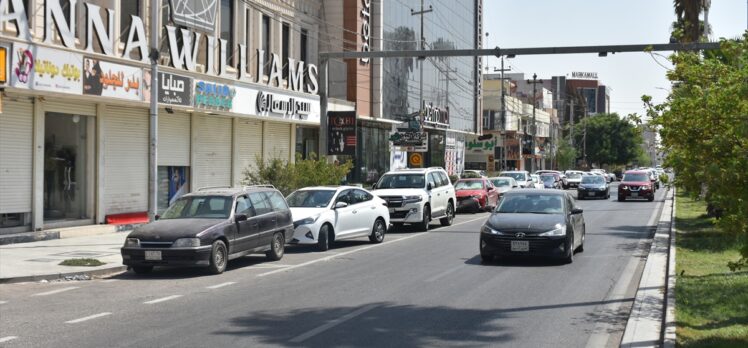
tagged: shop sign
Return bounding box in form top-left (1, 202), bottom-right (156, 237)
top-left (10, 43), bottom-right (82, 95)
top-left (256, 91), bottom-right (312, 119)
top-left (409, 153), bottom-right (423, 167)
top-left (360, 0), bottom-right (371, 64)
top-left (466, 134), bottom-right (498, 154)
top-left (571, 71), bottom-right (598, 79)
top-left (194, 80), bottom-right (235, 110)
top-left (0, 46), bottom-right (6, 84)
top-left (422, 101), bottom-right (449, 127)
top-left (327, 111), bottom-right (356, 156)
top-left (390, 131), bottom-right (428, 152)
top-left (82, 58), bottom-right (142, 100)
top-left (158, 72), bottom-right (192, 106)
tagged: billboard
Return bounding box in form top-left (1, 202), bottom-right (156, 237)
top-left (83, 58), bottom-right (143, 101)
top-left (327, 111), bottom-right (356, 155)
top-left (10, 43), bottom-right (82, 95)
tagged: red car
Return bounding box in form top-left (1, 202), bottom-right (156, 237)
top-left (454, 178), bottom-right (500, 213)
top-left (618, 170), bottom-right (655, 202)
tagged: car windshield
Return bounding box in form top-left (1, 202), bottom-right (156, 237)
top-left (623, 173), bottom-right (649, 182)
top-left (567, 173), bottom-right (581, 179)
top-left (501, 172), bottom-right (526, 181)
top-left (540, 175), bottom-right (555, 183)
top-left (376, 174), bottom-right (425, 189)
top-left (497, 194), bottom-right (565, 214)
top-left (582, 175), bottom-right (605, 184)
top-left (160, 196), bottom-right (232, 219)
top-left (286, 190), bottom-right (335, 208)
top-left (455, 180), bottom-right (484, 190)
top-left (491, 179), bottom-right (511, 187)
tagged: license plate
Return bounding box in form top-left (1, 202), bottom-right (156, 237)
top-left (144, 250), bottom-right (162, 261)
top-left (587, 192), bottom-right (595, 196)
top-left (510, 240), bottom-right (529, 252)
top-left (631, 192), bottom-right (639, 197)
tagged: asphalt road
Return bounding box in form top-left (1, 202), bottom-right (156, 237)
top-left (0, 183), bottom-right (666, 348)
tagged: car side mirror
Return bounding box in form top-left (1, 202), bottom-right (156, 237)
top-left (571, 207), bottom-right (583, 214)
top-left (427, 183), bottom-right (433, 191)
top-left (334, 202), bottom-right (348, 209)
top-left (235, 214), bottom-right (248, 222)
top-left (487, 187), bottom-right (494, 191)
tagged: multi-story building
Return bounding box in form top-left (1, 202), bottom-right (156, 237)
top-left (0, 0), bottom-right (325, 233)
top-left (324, 0), bottom-right (483, 181)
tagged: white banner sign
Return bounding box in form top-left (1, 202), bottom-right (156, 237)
top-left (233, 85), bottom-right (320, 123)
top-left (10, 43), bottom-right (82, 95)
top-left (83, 58), bottom-right (143, 101)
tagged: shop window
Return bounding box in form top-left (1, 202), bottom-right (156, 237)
top-left (119, 0), bottom-right (139, 42)
top-left (262, 14), bottom-right (271, 76)
top-left (220, 0), bottom-right (234, 62)
top-left (282, 22), bottom-right (289, 78)
top-left (0, 213), bottom-right (29, 228)
top-left (300, 28), bottom-right (308, 63)
top-left (157, 166), bottom-right (190, 213)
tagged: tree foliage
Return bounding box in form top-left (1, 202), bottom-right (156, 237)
top-left (241, 153), bottom-right (353, 196)
top-left (555, 139), bottom-right (577, 171)
top-left (644, 34), bottom-right (748, 270)
top-left (572, 113), bottom-right (643, 168)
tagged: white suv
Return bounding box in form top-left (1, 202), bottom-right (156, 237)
top-left (372, 167), bottom-right (456, 231)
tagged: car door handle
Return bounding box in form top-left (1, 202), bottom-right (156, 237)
top-left (371, 206), bottom-right (376, 210)
top-left (352, 210), bottom-right (357, 214)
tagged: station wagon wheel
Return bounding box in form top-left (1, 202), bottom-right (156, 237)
top-left (208, 240), bottom-right (227, 274)
top-left (369, 219), bottom-right (386, 243)
top-left (266, 232), bottom-right (285, 261)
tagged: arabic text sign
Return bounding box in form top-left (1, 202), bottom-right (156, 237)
top-left (390, 131), bottom-right (428, 152)
top-left (466, 136), bottom-right (498, 154)
top-left (83, 58), bottom-right (142, 100)
top-left (158, 72), bottom-right (192, 106)
top-left (233, 85), bottom-right (321, 122)
top-left (11, 43), bottom-right (82, 95)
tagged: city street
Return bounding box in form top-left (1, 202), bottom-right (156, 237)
top-left (0, 184), bottom-right (666, 347)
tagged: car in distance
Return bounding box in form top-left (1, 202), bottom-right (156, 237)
top-left (564, 171), bottom-right (583, 189)
top-left (454, 178), bottom-right (500, 213)
top-left (577, 174), bottom-right (610, 200)
top-left (529, 174), bottom-right (545, 189)
top-left (286, 186), bottom-right (389, 251)
top-left (539, 174), bottom-right (561, 189)
top-left (461, 170), bottom-right (487, 178)
top-left (618, 170), bottom-right (655, 202)
top-left (373, 167), bottom-right (456, 231)
top-left (489, 176), bottom-right (518, 195)
top-left (479, 190), bottom-right (585, 264)
top-left (121, 186), bottom-right (294, 275)
top-left (536, 170), bottom-right (567, 188)
top-left (499, 170), bottom-right (533, 188)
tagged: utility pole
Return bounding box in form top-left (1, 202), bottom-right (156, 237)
top-left (411, 1), bottom-right (432, 113)
top-left (494, 58), bottom-right (511, 171)
top-left (569, 98), bottom-right (574, 147)
top-left (147, 0), bottom-right (160, 221)
top-left (583, 104), bottom-right (588, 167)
top-left (526, 73), bottom-right (543, 173)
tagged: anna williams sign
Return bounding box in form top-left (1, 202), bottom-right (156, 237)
top-left (83, 58), bottom-right (142, 101)
top-left (158, 72), bottom-right (192, 106)
top-left (328, 111), bottom-right (357, 156)
top-left (10, 44), bottom-right (82, 95)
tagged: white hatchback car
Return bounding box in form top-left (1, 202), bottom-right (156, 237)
top-left (286, 186), bottom-right (390, 251)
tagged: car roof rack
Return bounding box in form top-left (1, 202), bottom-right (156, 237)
top-left (197, 186), bottom-right (232, 191)
top-left (243, 184), bottom-right (276, 190)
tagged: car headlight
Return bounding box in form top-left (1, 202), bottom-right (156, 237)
top-left (294, 214), bottom-right (320, 227)
top-left (172, 238), bottom-right (201, 248)
top-left (620, 185), bottom-right (628, 190)
top-left (481, 225), bottom-right (502, 235)
top-left (539, 224), bottom-right (566, 236)
top-left (124, 238), bottom-right (140, 247)
top-left (403, 195), bottom-right (423, 204)
top-left (578, 186), bottom-right (586, 190)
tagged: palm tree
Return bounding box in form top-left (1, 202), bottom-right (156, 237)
top-left (672, 0), bottom-right (711, 42)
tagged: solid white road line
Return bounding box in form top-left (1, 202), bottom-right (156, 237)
top-left (425, 265), bottom-right (464, 282)
top-left (0, 301), bottom-right (7, 305)
top-left (0, 336), bottom-right (18, 343)
top-left (289, 304), bottom-right (378, 343)
top-left (206, 282), bottom-right (236, 289)
top-left (65, 312), bottom-right (112, 324)
top-left (258, 215), bottom-right (489, 278)
top-left (100, 279), bottom-right (119, 283)
top-left (143, 295), bottom-right (183, 304)
top-left (32, 286), bottom-right (79, 297)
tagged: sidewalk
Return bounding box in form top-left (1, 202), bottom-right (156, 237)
top-left (0, 232), bottom-right (129, 283)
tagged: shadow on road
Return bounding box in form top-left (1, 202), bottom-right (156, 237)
top-left (463, 254), bottom-right (567, 268)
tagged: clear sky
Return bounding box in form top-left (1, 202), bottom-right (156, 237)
top-left (482, 0), bottom-right (747, 119)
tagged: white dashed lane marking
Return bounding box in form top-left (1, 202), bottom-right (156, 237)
top-left (0, 336), bottom-right (18, 343)
top-left (143, 295), bottom-right (183, 304)
top-left (207, 282), bottom-right (236, 289)
top-left (65, 312), bottom-right (112, 324)
top-left (32, 287), bottom-right (79, 297)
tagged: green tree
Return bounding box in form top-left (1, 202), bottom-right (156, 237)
top-left (644, 34), bottom-right (748, 270)
top-left (555, 139), bottom-right (577, 171)
top-left (573, 113), bottom-right (643, 168)
top-left (241, 153), bottom-right (353, 196)
top-left (672, 0), bottom-right (711, 43)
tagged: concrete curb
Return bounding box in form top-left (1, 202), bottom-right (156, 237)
top-left (663, 188), bottom-right (677, 348)
top-left (621, 187), bottom-right (674, 348)
top-left (0, 266), bottom-right (128, 284)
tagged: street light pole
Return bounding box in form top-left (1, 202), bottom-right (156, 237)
top-left (526, 73), bottom-right (543, 173)
top-left (494, 57), bottom-right (511, 171)
top-left (411, 1), bottom-right (433, 113)
top-left (147, 0), bottom-right (160, 221)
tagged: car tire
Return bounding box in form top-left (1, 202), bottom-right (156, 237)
top-left (317, 224), bottom-right (331, 251)
top-left (266, 232), bottom-right (285, 261)
top-left (369, 218), bottom-right (386, 243)
top-left (417, 206), bottom-right (430, 232)
top-left (563, 234), bottom-right (574, 264)
top-left (208, 240), bottom-right (228, 274)
top-left (132, 266), bottom-right (153, 274)
top-left (648, 196), bottom-right (655, 202)
top-left (440, 202), bottom-right (454, 226)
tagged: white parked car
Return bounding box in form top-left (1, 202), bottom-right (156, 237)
top-left (372, 167), bottom-right (456, 231)
top-left (564, 170), bottom-right (584, 189)
top-left (499, 170), bottom-right (533, 188)
top-left (488, 176), bottom-right (519, 195)
top-left (529, 174), bottom-right (545, 189)
top-left (287, 186), bottom-right (390, 251)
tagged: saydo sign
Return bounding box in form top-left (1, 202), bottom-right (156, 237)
top-left (328, 111), bottom-right (356, 156)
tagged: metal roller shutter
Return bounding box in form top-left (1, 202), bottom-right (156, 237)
top-left (43, 100), bottom-right (96, 116)
top-left (158, 110), bottom-right (191, 166)
top-left (0, 99), bottom-right (33, 214)
top-left (194, 115), bottom-right (232, 189)
top-left (103, 106), bottom-right (148, 215)
top-left (264, 121), bottom-right (291, 161)
top-left (235, 119), bottom-right (263, 175)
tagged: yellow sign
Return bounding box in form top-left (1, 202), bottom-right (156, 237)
top-left (409, 153), bottom-right (423, 167)
top-left (0, 47), bottom-right (6, 84)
